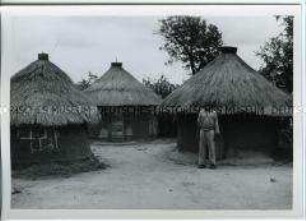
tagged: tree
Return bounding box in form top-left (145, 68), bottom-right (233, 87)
top-left (76, 71), bottom-right (98, 90)
top-left (158, 16), bottom-right (223, 75)
top-left (143, 75), bottom-right (179, 99)
top-left (256, 16), bottom-right (293, 93)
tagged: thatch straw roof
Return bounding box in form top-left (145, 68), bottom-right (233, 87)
top-left (11, 53), bottom-right (100, 126)
top-left (85, 62), bottom-right (161, 106)
top-left (161, 47), bottom-right (291, 116)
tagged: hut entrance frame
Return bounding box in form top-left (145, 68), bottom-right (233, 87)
top-left (99, 106), bottom-right (158, 141)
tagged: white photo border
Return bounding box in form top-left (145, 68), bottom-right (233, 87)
top-left (0, 3), bottom-right (304, 220)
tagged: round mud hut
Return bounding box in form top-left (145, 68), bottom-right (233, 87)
top-left (161, 46), bottom-right (292, 160)
top-left (10, 53), bottom-right (100, 170)
top-left (85, 62), bottom-right (161, 141)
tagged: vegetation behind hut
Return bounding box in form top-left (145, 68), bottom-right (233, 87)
top-left (256, 16), bottom-right (293, 158)
top-left (256, 16), bottom-right (293, 94)
top-left (157, 16), bottom-right (223, 75)
top-left (143, 75), bottom-right (180, 99)
top-left (76, 71), bottom-right (99, 91)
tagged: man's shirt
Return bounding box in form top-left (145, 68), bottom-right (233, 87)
top-left (197, 110), bottom-right (220, 133)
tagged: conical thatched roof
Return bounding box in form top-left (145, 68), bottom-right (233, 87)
top-left (161, 47), bottom-right (291, 116)
top-left (85, 62), bottom-right (161, 106)
top-left (11, 53), bottom-right (100, 126)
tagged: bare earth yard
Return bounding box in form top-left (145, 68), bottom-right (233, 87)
top-left (12, 140), bottom-right (292, 209)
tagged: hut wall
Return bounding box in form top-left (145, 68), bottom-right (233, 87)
top-left (11, 125), bottom-right (92, 169)
top-left (58, 125), bottom-right (93, 161)
top-left (157, 114), bottom-right (177, 138)
top-left (177, 114), bottom-right (280, 160)
top-left (221, 117), bottom-right (278, 158)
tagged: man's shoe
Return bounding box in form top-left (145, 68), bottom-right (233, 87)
top-left (198, 165), bottom-right (206, 169)
top-left (209, 164), bottom-right (217, 169)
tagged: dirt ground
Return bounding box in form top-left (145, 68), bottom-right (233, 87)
top-left (12, 140), bottom-right (292, 209)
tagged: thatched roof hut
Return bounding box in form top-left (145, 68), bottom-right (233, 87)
top-left (11, 53), bottom-right (99, 126)
top-left (162, 46), bottom-right (291, 114)
top-left (161, 46), bottom-right (292, 160)
top-left (85, 62), bottom-right (161, 106)
top-left (85, 62), bottom-right (162, 141)
top-left (11, 53), bottom-right (100, 169)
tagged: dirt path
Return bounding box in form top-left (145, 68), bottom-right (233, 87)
top-left (12, 141), bottom-right (292, 209)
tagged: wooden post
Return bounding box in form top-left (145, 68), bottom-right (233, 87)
top-left (54, 129), bottom-right (59, 150)
top-left (30, 129), bottom-right (33, 153)
top-left (38, 138), bottom-right (42, 151)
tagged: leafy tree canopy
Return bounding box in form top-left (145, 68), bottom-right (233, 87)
top-left (158, 16), bottom-right (223, 75)
top-left (76, 71), bottom-right (98, 91)
top-left (256, 16), bottom-right (293, 93)
top-left (143, 75), bottom-right (180, 99)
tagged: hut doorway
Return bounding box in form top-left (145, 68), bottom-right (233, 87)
top-left (96, 106), bottom-right (158, 142)
top-left (110, 118), bottom-right (125, 142)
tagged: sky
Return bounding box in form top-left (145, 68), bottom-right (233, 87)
top-left (10, 16), bottom-right (283, 84)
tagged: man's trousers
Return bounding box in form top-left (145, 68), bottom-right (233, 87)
top-left (198, 129), bottom-right (216, 166)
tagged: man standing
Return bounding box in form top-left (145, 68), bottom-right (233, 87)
top-left (197, 107), bottom-right (220, 169)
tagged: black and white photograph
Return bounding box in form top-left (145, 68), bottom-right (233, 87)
top-left (0, 4), bottom-right (304, 219)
